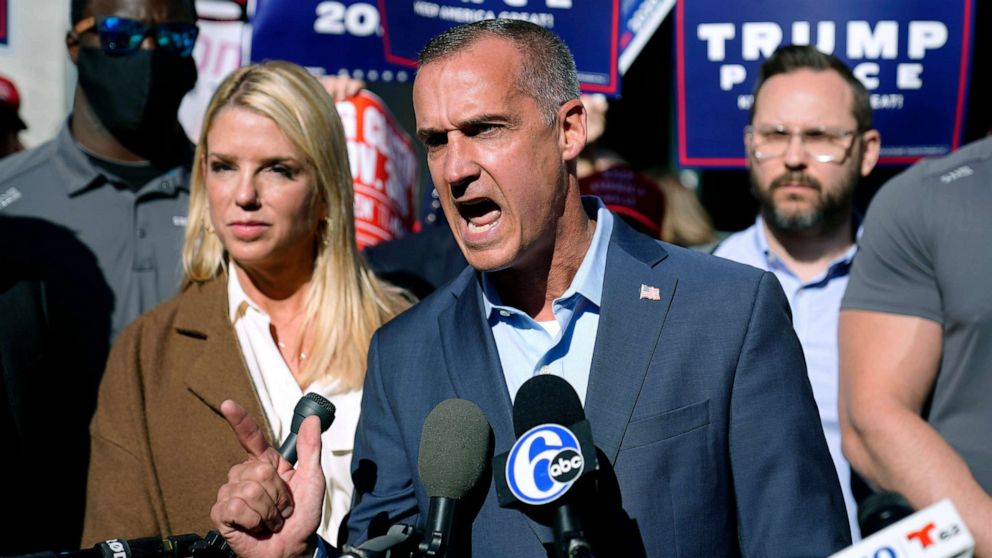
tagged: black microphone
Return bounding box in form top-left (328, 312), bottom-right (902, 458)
top-left (278, 392), bottom-right (337, 463)
top-left (4, 534), bottom-right (202, 558)
top-left (417, 399), bottom-right (494, 558)
top-left (201, 393), bottom-right (337, 558)
top-left (857, 491), bottom-right (915, 537)
top-left (497, 375), bottom-right (598, 558)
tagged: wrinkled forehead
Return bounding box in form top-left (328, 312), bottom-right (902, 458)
top-left (413, 37), bottom-right (525, 111)
top-left (752, 68), bottom-right (857, 127)
top-left (85, 0), bottom-right (195, 23)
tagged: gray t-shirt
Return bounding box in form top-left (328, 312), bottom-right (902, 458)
top-left (0, 121), bottom-right (191, 341)
top-left (842, 136), bottom-right (992, 493)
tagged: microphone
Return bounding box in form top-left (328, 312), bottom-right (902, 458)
top-left (278, 392), bottom-right (337, 463)
top-left (341, 398), bottom-right (493, 558)
top-left (829, 498), bottom-right (974, 558)
top-left (494, 375), bottom-right (598, 558)
top-left (4, 534), bottom-right (202, 558)
top-left (10, 396), bottom-right (340, 558)
top-left (417, 399), bottom-right (494, 558)
top-left (859, 491), bottom-right (915, 537)
top-left (202, 393), bottom-right (337, 558)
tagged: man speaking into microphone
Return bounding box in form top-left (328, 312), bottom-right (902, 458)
top-left (211, 19), bottom-right (849, 557)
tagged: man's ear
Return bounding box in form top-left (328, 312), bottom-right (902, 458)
top-left (66, 31), bottom-right (81, 65)
top-left (558, 98), bottom-right (587, 162)
top-left (859, 129), bottom-right (881, 177)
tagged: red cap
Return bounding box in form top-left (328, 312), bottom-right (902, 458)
top-left (579, 165), bottom-right (665, 237)
top-left (0, 75), bottom-right (27, 131)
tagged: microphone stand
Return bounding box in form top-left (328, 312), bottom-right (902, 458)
top-left (4, 534), bottom-right (204, 558)
top-left (553, 507), bottom-right (595, 558)
top-left (341, 524), bottom-right (421, 558)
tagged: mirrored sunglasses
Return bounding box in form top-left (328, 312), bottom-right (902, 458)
top-left (73, 16), bottom-right (199, 57)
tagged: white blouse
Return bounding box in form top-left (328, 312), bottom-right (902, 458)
top-left (227, 266), bottom-right (360, 544)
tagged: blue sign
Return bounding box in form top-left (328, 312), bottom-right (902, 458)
top-left (251, 0), bottom-right (411, 82)
top-left (619, 0), bottom-right (675, 74)
top-left (379, 0), bottom-right (621, 95)
top-left (676, 0), bottom-right (975, 167)
top-left (505, 423), bottom-right (584, 505)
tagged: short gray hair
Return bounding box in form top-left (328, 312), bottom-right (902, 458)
top-left (418, 19), bottom-right (580, 125)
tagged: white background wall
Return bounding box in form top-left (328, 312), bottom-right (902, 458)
top-left (0, 0), bottom-right (73, 149)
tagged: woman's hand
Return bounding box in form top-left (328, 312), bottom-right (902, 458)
top-left (210, 400), bottom-right (326, 558)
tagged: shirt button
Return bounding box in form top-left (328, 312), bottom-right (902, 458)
top-left (136, 228), bottom-right (147, 238)
top-left (499, 310), bottom-right (510, 317)
top-left (540, 365), bottom-right (550, 374)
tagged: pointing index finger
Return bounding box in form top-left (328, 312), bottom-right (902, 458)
top-left (221, 399), bottom-right (271, 459)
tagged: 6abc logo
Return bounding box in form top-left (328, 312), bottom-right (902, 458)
top-left (506, 424), bottom-right (584, 505)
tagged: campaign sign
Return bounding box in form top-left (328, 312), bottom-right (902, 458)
top-left (676, 0), bottom-right (975, 167)
top-left (619, 0), bottom-right (675, 74)
top-left (179, 19), bottom-right (246, 142)
top-left (379, 0), bottom-right (620, 95)
top-left (251, 0), bottom-right (411, 82)
top-left (337, 91), bottom-right (419, 248)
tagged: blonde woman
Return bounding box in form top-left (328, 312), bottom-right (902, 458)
top-left (82, 61), bottom-right (409, 546)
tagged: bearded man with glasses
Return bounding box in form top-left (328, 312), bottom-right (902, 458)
top-left (0, 0), bottom-right (197, 552)
top-left (714, 44), bottom-right (881, 540)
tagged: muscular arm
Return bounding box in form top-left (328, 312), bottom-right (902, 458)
top-left (839, 309), bottom-right (992, 555)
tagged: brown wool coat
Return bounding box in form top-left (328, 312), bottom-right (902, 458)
top-left (81, 276), bottom-right (273, 545)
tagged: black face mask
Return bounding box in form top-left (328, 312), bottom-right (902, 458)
top-left (77, 47), bottom-right (197, 157)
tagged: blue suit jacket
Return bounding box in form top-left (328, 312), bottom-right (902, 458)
top-left (347, 217), bottom-right (851, 557)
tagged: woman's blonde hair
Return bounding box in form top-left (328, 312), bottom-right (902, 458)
top-left (182, 60), bottom-right (410, 391)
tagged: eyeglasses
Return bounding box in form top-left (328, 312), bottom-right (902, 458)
top-left (72, 16), bottom-right (199, 57)
top-left (745, 124), bottom-right (860, 164)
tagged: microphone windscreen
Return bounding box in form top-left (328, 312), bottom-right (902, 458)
top-left (418, 399), bottom-right (493, 500)
top-left (512, 375), bottom-right (584, 437)
top-left (292, 392), bottom-right (336, 434)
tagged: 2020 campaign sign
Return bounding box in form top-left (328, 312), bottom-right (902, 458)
top-left (676, 0), bottom-right (975, 167)
top-left (379, 0), bottom-right (621, 95)
top-left (251, 0), bottom-right (412, 82)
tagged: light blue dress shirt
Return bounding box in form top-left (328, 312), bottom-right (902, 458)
top-left (713, 215), bottom-right (860, 539)
top-left (481, 199), bottom-right (613, 406)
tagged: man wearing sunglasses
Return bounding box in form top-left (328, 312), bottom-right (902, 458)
top-left (0, 0), bottom-right (197, 552)
top-left (713, 44), bottom-right (881, 540)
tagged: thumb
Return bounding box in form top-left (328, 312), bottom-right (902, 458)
top-left (295, 415), bottom-right (323, 476)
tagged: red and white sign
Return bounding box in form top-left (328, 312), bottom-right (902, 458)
top-left (336, 90), bottom-right (418, 248)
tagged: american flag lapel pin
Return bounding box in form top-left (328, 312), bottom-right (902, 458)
top-left (639, 284), bottom-right (661, 301)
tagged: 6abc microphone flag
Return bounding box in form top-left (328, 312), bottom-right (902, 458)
top-left (349, 375), bottom-right (599, 558)
top-left (492, 375), bottom-right (600, 558)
